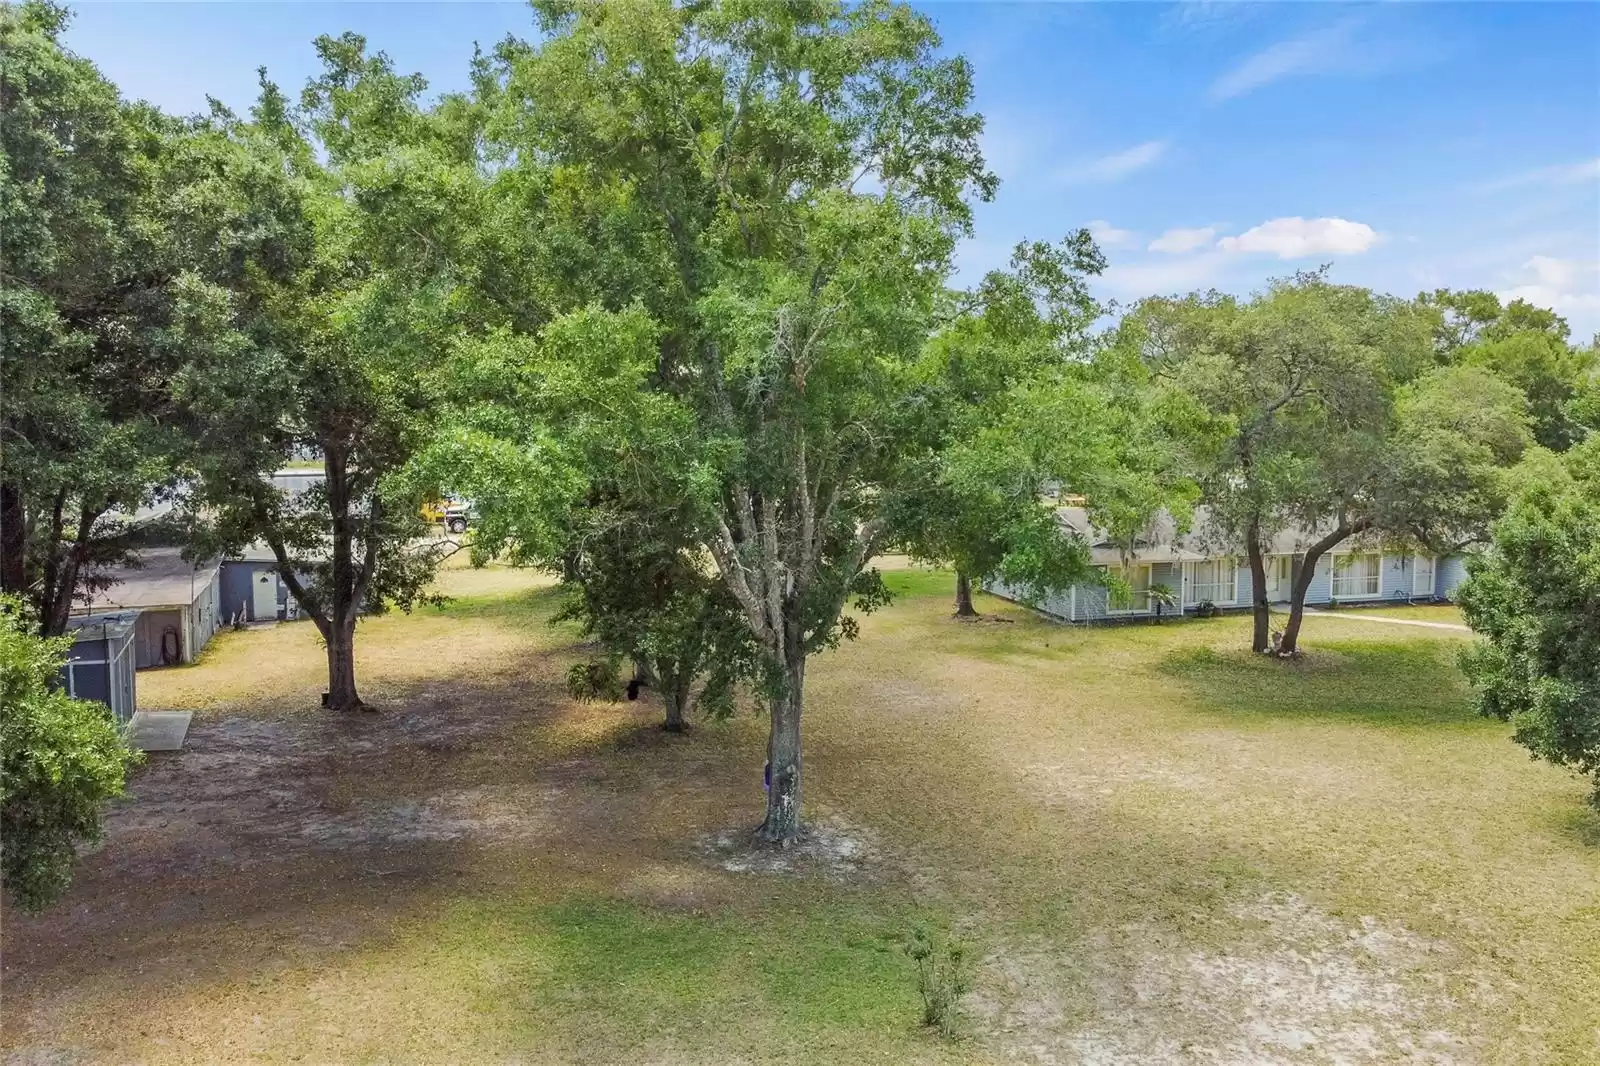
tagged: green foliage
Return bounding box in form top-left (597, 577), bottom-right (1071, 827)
top-left (1126, 274), bottom-right (1533, 654)
top-left (176, 37), bottom-right (480, 704)
top-left (0, 1), bottom-right (223, 632)
top-left (896, 235), bottom-right (1193, 607)
top-left (904, 923), bottom-right (970, 1038)
top-left (1380, 364), bottom-right (1532, 547)
top-left (1148, 582), bottom-right (1178, 621)
top-left (1459, 438), bottom-right (1600, 807)
top-left (566, 658), bottom-right (623, 703)
top-left (1420, 288), bottom-right (1594, 452)
top-left (0, 597), bottom-right (139, 911)
top-left (550, 501), bottom-right (764, 727)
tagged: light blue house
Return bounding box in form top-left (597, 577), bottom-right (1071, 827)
top-left (985, 506), bottom-right (1470, 624)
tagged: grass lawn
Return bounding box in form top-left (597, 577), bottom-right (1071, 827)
top-left (3, 559), bottom-right (1596, 1064)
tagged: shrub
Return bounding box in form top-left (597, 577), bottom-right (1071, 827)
top-left (1, 598), bottom-right (140, 911)
top-left (905, 924), bottom-right (971, 1038)
top-left (566, 659), bottom-right (622, 702)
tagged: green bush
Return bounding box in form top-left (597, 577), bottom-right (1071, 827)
top-left (0, 598), bottom-right (139, 911)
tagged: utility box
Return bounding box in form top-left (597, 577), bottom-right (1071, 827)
top-left (60, 612), bottom-right (138, 724)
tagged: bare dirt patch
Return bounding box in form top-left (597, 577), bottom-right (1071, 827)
top-left (972, 892), bottom-right (1481, 1066)
top-left (701, 815), bottom-right (882, 881)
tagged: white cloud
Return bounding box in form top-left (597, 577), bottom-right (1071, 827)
top-left (1478, 158), bottom-right (1600, 192)
top-left (1055, 140), bottom-right (1167, 185)
top-left (1499, 256), bottom-right (1600, 321)
top-left (1148, 226), bottom-right (1218, 255)
top-left (1165, 1), bottom-right (1260, 32)
top-left (1216, 217), bottom-right (1380, 259)
top-left (1208, 20), bottom-right (1360, 102)
top-left (1101, 251), bottom-right (1238, 299)
top-left (1087, 220), bottom-right (1137, 249)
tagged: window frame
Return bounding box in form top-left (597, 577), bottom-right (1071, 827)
top-left (1332, 552), bottom-right (1382, 599)
top-left (1186, 558), bottom-right (1238, 606)
top-left (1106, 562), bottom-right (1154, 614)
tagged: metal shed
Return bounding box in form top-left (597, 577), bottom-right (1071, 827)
top-left (61, 612), bottom-right (138, 724)
top-left (77, 548), bottom-right (223, 668)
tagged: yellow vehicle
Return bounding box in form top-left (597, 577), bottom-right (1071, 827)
top-left (420, 497), bottom-right (473, 534)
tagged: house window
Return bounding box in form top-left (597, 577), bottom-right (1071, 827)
top-left (1412, 554), bottom-right (1436, 597)
top-left (1332, 553), bottom-right (1381, 598)
top-left (1188, 559), bottom-right (1237, 605)
top-left (1107, 563), bottom-right (1152, 612)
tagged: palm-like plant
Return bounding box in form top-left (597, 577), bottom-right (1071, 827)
top-left (1149, 583), bottom-right (1179, 622)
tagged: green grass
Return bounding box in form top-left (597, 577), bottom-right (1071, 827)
top-left (441, 889), bottom-right (928, 1043)
top-left (1159, 639), bottom-right (1482, 727)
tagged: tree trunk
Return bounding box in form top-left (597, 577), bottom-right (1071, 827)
top-left (659, 665), bottom-right (689, 733)
top-left (757, 653), bottom-right (804, 844)
top-left (40, 507), bottom-right (93, 638)
top-left (319, 440), bottom-right (365, 710)
top-left (323, 615), bottom-right (363, 710)
top-left (1246, 518), bottom-right (1270, 653)
top-left (1279, 519), bottom-right (1368, 656)
top-left (953, 571), bottom-right (978, 618)
top-left (0, 480), bottom-right (24, 594)
top-left (662, 689), bottom-right (687, 732)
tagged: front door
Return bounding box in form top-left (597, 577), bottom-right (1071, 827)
top-left (252, 571), bottom-right (280, 620)
top-left (1264, 555), bottom-right (1293, 603)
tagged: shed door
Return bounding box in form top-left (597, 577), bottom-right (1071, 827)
top-left (252, 571), bottom-right (280, 620)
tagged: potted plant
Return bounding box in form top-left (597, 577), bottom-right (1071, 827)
top-left (1149, 583), bottom-right (1178, 622)
top-left (1195, 599), bottom-right (1219, 619)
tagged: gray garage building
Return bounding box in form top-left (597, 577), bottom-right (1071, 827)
top-left (78, 548), bottom-right (223, 668)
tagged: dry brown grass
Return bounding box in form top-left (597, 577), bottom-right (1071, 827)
top-left (2, 560), bottom-right (1596, 1065)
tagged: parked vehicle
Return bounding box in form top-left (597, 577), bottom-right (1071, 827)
top-left (421, 497), bottom-right (474, 534)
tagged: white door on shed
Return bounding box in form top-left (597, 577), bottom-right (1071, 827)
top-left (252, 571), bottom-right (279, 620)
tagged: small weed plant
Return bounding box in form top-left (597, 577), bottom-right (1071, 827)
top-left (905, 924), bottom-right (970, 1038)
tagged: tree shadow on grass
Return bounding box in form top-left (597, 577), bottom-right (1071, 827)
top-left (1157, 639), bottom-right (1479, 728)
top-left (1547, 804), bottom-right (1600, 848)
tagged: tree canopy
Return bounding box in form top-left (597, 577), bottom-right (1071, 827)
top-left (0, 2), bottom-right (205, 634)
top-left (180, 39), bottom-right (483, 709)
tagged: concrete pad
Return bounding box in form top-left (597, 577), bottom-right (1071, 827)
top-left (127, 711), bottom-right (193, 752)
top-left (1302, 608), bottom-right (1470, 632)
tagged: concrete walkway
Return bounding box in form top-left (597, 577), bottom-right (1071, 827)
top-left (1298, 608), bottom-right (1471, 633)
top-left (127, 711), bottom-right (193, 752)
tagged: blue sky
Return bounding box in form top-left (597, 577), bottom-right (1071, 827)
top-left (64, 1), bottom-right (1600, 338)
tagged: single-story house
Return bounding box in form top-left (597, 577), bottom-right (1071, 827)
top-left (75, 548), bottom-right (223, 667)
top-left (985, 506), bottom-right (1471, 624)
top-left (59, 612), bottom-right (138, 723)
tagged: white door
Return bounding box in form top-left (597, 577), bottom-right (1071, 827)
top-left (1412, 554), bottom-right (1436, 597)
top-left (1264, 556), bottom-right (1293, 602)
top-left (252, 571), bottom-right (280, 620)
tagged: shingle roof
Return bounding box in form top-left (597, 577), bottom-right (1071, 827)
top-left (82, 548), bottom-right (220, 611)
top-left (1059, 505), bottom-right (1338, 566)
